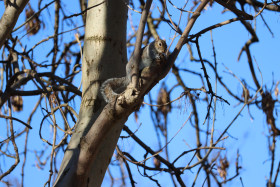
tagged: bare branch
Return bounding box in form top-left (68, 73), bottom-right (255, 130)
top-left (131, 0), bottom-right (153, 88)
top-left (0, 0), bottom-right (29, 49)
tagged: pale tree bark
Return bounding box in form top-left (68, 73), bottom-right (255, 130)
top-left (0, 0), bottom-right (29, 49)
top-left (54, 0), bottom-right (207, 185)
top-left (56, 0), bottom-right (200, 184)
top-left (54, 0), bottom-right (127, 186)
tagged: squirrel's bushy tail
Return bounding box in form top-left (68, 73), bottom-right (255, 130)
top-left (100, 77), bottom-right (129, 103)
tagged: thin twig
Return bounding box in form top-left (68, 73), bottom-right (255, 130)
top-left (64, 1), bottom-right (106, 19)
top-left (0, 114), bottom-right (32, 129)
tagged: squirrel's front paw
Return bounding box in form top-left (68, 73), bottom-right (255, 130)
top-left (118, 87), bottom-right (139, 106)
top-left (155, 54), bottom-right (161, 60)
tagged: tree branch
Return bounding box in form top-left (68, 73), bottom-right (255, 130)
top-left (0, 0), bottom-right (29, 49)
top-left (131, 0), bottom-right (153, 88)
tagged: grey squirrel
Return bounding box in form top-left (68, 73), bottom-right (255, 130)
top-left (101, 38), bottom-right (167, 103)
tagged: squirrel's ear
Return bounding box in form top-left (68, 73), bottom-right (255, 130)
top-left (156, 36), bottom-right (159, 40)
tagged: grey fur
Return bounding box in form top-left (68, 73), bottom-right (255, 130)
top-left (101, 38), bottom-right (167, 103)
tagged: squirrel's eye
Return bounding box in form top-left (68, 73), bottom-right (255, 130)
top-left (159, 42), bottom-right (162, 46)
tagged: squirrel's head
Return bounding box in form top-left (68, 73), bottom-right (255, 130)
top-left (154, 38), bottom-right (167, 54)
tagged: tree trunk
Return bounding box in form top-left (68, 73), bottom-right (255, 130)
top-left (54, 0), bottom-right (127, 186)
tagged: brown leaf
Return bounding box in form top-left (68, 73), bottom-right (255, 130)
top-left (25, 4), bottom-right (41, 36)
top-left (153, 157), bottom-right (161, 169)
top-left (157, 87), bottom-right (171, 116)
top-left (218, 156), bottom-right (229, 180)
top-left (12, 96), bottom-right (23, 112)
